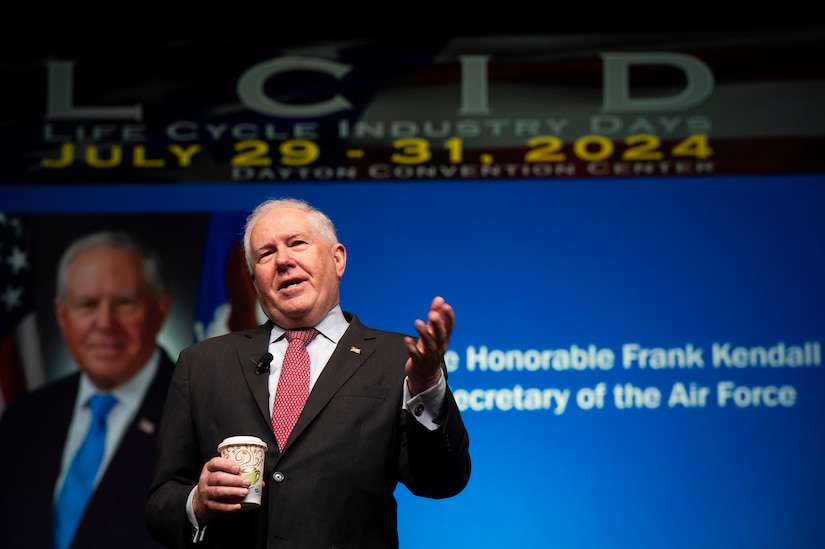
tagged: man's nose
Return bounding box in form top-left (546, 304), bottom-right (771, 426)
top-left (93, 303), bottom-right (116, 328)
top-left (275, 249), bottom-right (294, 270)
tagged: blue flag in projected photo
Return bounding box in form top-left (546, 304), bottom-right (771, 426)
top-left (194, 211), bottom-right (261, 342)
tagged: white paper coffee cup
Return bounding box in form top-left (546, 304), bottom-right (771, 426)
top-left (217, 435), bottom-right (268, 509)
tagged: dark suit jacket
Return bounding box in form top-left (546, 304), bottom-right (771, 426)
top-left (0, 349), bottom-right (175, 549)
top-left (145, 313), bottom-right (471, 549)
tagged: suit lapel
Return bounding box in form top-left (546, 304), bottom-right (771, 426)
top-left (238, 322), bottom-right (277, 427)
top-left (45, 377), bottom-right (80, 495)
top-left (27, 376), bottom-right (79, 548)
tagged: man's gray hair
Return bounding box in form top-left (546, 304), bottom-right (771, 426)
top-left (242, 198), bottom-right (338, 274)
top-left (56, 230), bottom-right (166, 298)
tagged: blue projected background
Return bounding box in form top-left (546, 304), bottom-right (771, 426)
top-left (4, 174), bottom-right (823, 548)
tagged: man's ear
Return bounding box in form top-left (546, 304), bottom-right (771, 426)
top-left (334, 243), bottom-right (347, 278)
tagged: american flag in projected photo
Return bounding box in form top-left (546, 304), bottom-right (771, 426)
top-left (0, 213), bottom-right (45, 415)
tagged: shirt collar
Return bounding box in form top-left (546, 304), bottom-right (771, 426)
top-left (269, 305), bottom-right (350, 345)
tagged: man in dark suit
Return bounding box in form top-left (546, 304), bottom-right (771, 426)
top-left (0, 231), bottom-right (173, 549)
top-left (145, 198), bottom-right (471, 548)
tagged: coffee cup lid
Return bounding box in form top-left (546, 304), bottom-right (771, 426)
top-left (218, 435), bottom-right (268, 452)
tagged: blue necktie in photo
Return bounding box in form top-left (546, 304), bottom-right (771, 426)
top-left (53, 394), bottom-right (117, 549)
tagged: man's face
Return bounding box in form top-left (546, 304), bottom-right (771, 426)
top-left (249, 207), bottom-right (346, 329)
top-left (55, 246), bottom-right (170, 390)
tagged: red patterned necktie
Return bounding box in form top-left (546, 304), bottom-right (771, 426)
top-left (272, 328), bottom-right (319, 451)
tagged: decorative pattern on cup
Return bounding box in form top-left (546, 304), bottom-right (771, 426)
top-left (241, 467), bottom-right (261, 486)
top-left (221, 444), bottom-right (265, 479)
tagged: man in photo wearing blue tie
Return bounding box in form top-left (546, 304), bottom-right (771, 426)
top-left (0, 231), bottom-right (174, 549)
top-left (145, 198), bottom-right (472, 548)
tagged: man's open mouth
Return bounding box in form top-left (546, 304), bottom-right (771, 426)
top-left (280, 279), bottom-right (304, 290)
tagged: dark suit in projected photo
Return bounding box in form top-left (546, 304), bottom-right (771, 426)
top-left (0, 231), bottom-right (173, 549)
top-left (145, 197), bottom-right (471, 548)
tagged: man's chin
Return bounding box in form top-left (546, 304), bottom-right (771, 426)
top-left (272, 295), bottom-right (310, 313)
top-left (82, 357), bottom-right (139, 388)
top-left (271, 305), bottom-right (317, 328)
top-left (84, 354), bottom-right (130, 373)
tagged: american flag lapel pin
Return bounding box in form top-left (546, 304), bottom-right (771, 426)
top-left (350, 346), bottom-right (361, 354)
top-left (138, 418), bottom-right (156, 435)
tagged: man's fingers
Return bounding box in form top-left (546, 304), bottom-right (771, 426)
top-left (408, 297), bottom-right (455, 365)
top-left (206, 457), bottom-right (240, 475)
